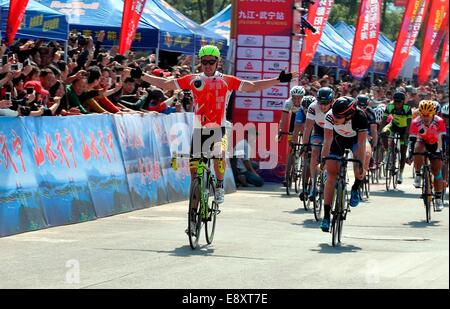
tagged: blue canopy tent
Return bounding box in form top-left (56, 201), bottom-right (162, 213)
top-left (139, 0), bottom-right (195, 54)
top-left (202, 4), bottom-right (231, 44)
top-left (1, 0), bottom-right (69, 42)
top-left (334, 21), bottom-right (393, 65)
top-left (36, 0), bottom-right (159, 50)
top-left (153, 0), bottom-right (228, 55)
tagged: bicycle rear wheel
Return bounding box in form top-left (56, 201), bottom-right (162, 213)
top-left (188, 179), bottom-right (202, 249)
top-left (205, 176), bottom-right (218, 244)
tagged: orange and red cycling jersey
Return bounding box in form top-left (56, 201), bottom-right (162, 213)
top-left (175, 72), bottom-right (244, 128)
top-left (409, 115), bottom-right (446, 145)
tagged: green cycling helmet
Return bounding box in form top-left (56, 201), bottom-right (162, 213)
top-left (198, 45), bottom-right (221, 59)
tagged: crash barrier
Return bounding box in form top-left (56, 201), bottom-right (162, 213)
top-left (0, 113), bottom-right (236, 237)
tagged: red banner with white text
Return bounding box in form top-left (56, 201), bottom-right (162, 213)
top-left (119, 0), bottom-right (146, 55)
top-left (298, 0), bottom-right (334, 74)
top-left (438, 26), bottom-right (449, 85)
top-left (418, 0), bottom-right (448, 84)
top-left (233, 0), bottom-right (294, 181)
top-left (387, 0), bottom-right (430, 82)
top-left (349, 0), bottom-right (381, 78)
top-left (5, 0), bottom-right (30, 46)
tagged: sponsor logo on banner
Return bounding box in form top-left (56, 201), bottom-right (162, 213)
top-left (237, 47), bottom-right (263, 59)
top-left (236, 90), bottom-right (261, 97)
top-left (237, 60), bottom-right (263, 72)
top-left (292, 39), bottom-right (302, 52)
top-left (262, 98), bottom-right (285, 110)
top-left (263, 86), bottom-right (288, 98)
top-left (264, 36), bottom-right (291, 48)
top-left (264, 61), bottom-right (289, 72)
top-left (236, 72), bottom-right (262, 81)
top-left (238, 35), bottom-right (264, 47)
top-left (248, 110), bottom-right (274, 122)
top-left (235, 97), bottom-right (261, 109)
top-left (264, 48), bottom-right (290, 60)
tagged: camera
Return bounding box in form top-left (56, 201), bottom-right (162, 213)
top-left (26, 87), bottom-right (34, 95)
top-left (1, 55), bottom-right (7, 65)
top-left (11, 63), bottom-right (19, 71)
top-left (116, 75), bottom-right (121, 83)
top-left (19, 105), bottom-right (31, 116)
top-left (5, 92), bottom-right (11, 100)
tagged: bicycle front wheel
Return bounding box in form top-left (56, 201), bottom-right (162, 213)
top-left (205, 176), bottom-right (218, 244)
top-left (294, 155), bottom-right (303, 194)
top-left (313, 172), bottom-right (324, 221)
top-left (385, 150), bottom-right (393, 191)
top-left (188, 179), bottom-right (202, 249)
top-left (423, 167), bottom-right (432, 223)
top-left (332, 181), bottom-right (345, 247)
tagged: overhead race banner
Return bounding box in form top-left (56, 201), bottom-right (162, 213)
top-left (119, 0), bottom-right (147, 54)
top-left (298, 0), bottom-right (334, 74)
top-left (387, 0), bottom-right (430, 82)
top-left (5, 0), bottom-right (30, 45)
top-left (418, 0), bottom-right (448, 84)
top-left (438, 26), bottom-right (449, 85)
top-left (349, 0), bottom-right (381, 78)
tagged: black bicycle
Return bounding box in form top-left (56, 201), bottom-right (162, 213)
top-left (385, 133), bottom-right (401, 191)
top-left (413, 152), bottom-right (437, 223)
top-left (300, 143), bottom-right (323, 220)
top-left (323, 150), bottom-right (362, 247)
top-left (285, 141), bottom-right (303, 196)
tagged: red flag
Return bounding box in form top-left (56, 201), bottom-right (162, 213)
top-left (349, 0), bottom-right (381, 78)
top-left (418, 0), bottom-right (449, 84)
top-left (119, 0), bottom-right (146, 55)
top-left (387, 0), bottom-right (430, 82)
top-left (5, 0), bottom-right (30, 46)
top-left (438, 26), bottom-right (449, 85)
top-left (299, 0), bottom-right (334, 74)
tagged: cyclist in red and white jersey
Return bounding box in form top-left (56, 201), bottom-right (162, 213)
top-left (140, 45), bottom-right (298, 205)
top-left (407, 100), bottom-right (447, 211)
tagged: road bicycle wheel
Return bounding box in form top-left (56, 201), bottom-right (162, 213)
top-left (286, 157), bottom-right (295, 196)
top-left (422, 167), bottom-right (432, 223)
top-left (188, 178), bottom-right (202, 249)
top-left (385, 150), bottom-right (393, 191)
top-left (332, 181), bottom-right (345, 247)
top-left (313, 172), bottom-right (324, 221)
top-left (301, 155), bottom-right (310, 209)
top-left (205, 175), bottom-right (218, 244)
top-left (294, 155), bottom-right (303, 194)
top-left (392, 149), bottom-right (401, 189)
top-left (364, 175), bottom-right (370, 200)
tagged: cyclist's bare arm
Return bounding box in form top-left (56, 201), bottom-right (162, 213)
top-left (279, 111), bottom-right (289, 133)
top-left (356, 130), bottom-right (368, 164)
top-left (141, 73), bottom-right (177, 91)
top-left (321, 128), bottom-right (333, 159)
top-left (303, 118), bottom-right (315, 145)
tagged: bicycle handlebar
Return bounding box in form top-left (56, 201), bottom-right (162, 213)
top-left (322, 156), bottom-right (363, 168)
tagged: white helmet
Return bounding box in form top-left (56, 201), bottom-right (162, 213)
top-left (290, 86), bottom-right (305, 97)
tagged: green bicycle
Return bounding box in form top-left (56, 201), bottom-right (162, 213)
top-left (172, 153), bottom-right (220, 249)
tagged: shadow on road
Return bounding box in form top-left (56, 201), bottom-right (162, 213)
top-left (284, 207), bottom-right (310, 215)
top-left (311, 243), bottom-right (362, 254)
top-left (369, 190), bottom-right (421, 199)
top-left (98, 246), bottom-right (269, 260)
top-left (292, 219), bottom-right (320, 229)
top-left (403, 220), bottom-right (442, 228)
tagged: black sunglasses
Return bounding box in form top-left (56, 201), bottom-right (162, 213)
top-left (201, 59), bottom-right (217, 65)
